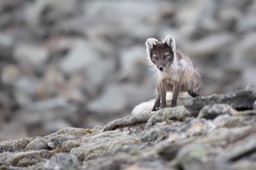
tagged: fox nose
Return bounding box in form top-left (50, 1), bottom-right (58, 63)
top-left (159, 67), bottom-right (163, 71)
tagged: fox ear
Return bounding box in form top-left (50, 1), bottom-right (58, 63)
top-left (163, 35), bottom-right (176, 50)
top-left (145, 37), bottom-right (158, 50)
top-left (145, 38), bottom-right (158, 60)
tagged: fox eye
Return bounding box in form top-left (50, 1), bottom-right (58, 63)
top-left (152, 55), bottom-right (158, 61)
top-left (163, 53), bottom-right (170, 60)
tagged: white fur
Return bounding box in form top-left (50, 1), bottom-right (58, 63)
top-left (131, 99), bottom-right (155, 116)
top-left (180, 59), bottom-right (193, 72)
top-left (165, 91), bottom-right (189, 99)
top-left (131, 92), bottom-right (190, 116)
top-left (145, 38), bottom-right (158, 61)
top-left (166, 91), bottom-right (173, 100)
top-left (157, 57), bottom-right (181, 83)
top-left (163, 35), bottom-right (176, 50)
top-left (179, 92), bottom-right (191, 98)
top-left (163, 35), bottom-right (180, 81)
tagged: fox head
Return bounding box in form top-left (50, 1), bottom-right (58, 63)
top-left (145, 35), bottom-right (177, 72)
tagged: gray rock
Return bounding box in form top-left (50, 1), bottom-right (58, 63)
top-left (60, 40), bottom-right (101, 74)
top-left (233, 33), bottom-right (256, 67)
top-left (217, 133), bottom-right (256, 161)
top-left (5, 150), bottom-right (52, 167)
top-left (59, 0), bottom-right (168, 37)
top-left (147, 106), bottom-right (191, 126)
top-left (185, 33), bottom-right (233, 58)
top-left (186, 119), bottom-right (216, 136)
top-left (128, 25), bottom-right (157, 41)
top-left (246, 82), bottom-right (256, 91)
top-left (253, 101), bottom-right (256, 110)
top-left (0, 91), bottom-right (256, 169)
top-left (26, 96), bottom-right (69, 111)
top-left (15, 77), bottom-right (41, 96)
top-left (0, 123), bottom-right (28, 140)
top-left (185, 83), bottom-right (256, 113)
top-left (124, 161), bottom-right (171, 170)
top-left (24, 0), bottom-right (78, 27)
top-left (43, 153), bottom-right (80, 170)
top-left (0, 0), bottom-right (25, 12)
top-left (213, 114), bottom-right (232, 128)
top-left (70, 130), bottom-right (139, 161)
top-left (141, 125), bottom-right (176, 143)
top-left (1, 64), bottom-right (21, 85)
top-left (243, 67), bottom-right (256, 86)
top-left (13, 44), bottom-right (49, 69)
top-left (198, 104), bottom-right (237, 119)
top-left (232, 160), bottom-right (256, 170)
top-left (26, 137), bottom-right (49, 150)
top-left (104, 102), bottom-right (192, 131)
top-left (218, 8), bottom-right (241, 30)
top-left (23, 0), bottom-right (48, 27)
top-left (88, 83), bottom-right (154, 114)
top-left (87, 84), bottom-right (127, 114)
top-left (60, 40), bottom-right (114, 96)
top-left (119, 46), bottom-right (148, 81)
top-left (0, 33), bottom-right (15, 59)
top-left (14, 101), bottom-right (77, 127)
top-left (196, 0), bottom-right (220, 33)
top-left (0, 138), bottom-right (33, 152)
top-left (0, 152), bottom-right (14, 166)
top-left (103, 113), bottom-right (151, 131)
top-left (175, 0), bottom-right (205, 36)
top-left (43, 0), bottom-right (78, 19)
top-left (219, 0), bottom-right (251, 8)
top-left (83, 1), bottom-right (162, 22)
top-left (14, 90), bottom-right (33, 108)
top-left (237, 14), bottom-right (256, 33)
top-left (215, 115), bottom-right (254, 128)
top-left (82, 55), bottom-right (115, 97)
top-left (177, 144), bottom-right (211, 170)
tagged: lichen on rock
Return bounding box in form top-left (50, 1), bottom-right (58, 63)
top-left (0, 85), bottom-right (256, 170)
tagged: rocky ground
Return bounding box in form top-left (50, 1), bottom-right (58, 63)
top-left (0, 83), bottom-right (255, 170)
top-left (0, 0), bottom-right (256, 139)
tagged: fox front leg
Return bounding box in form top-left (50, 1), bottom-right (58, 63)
top-left (171, 71), bottom-right (185, 107)
top-left (159, 80), bottom-right (167, 109)
top-left (152, 80), bottom-right (167, 111)
top-left (152, 95), bottom-right (160, 111)
top-left (152, 83), bottom-right (161, 111)
top-left (171, 82), bottom-right (181, 107)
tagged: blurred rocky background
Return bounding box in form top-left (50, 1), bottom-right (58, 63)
top-left (0, 0), bottom-right (255, 140)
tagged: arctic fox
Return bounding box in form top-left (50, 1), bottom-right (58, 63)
top-left (132, 35), bottom-right (201, 114)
